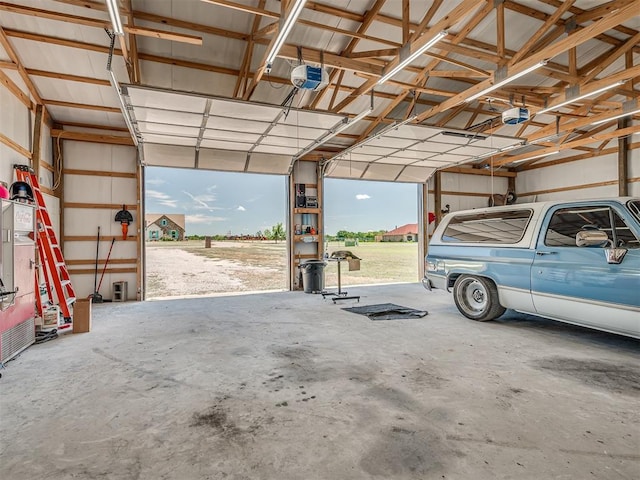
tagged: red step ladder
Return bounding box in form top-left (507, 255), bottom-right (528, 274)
top-left (15, 165), bottom-right (76, 321)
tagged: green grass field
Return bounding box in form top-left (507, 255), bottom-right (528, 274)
top-left (146, 240), bottom-right (420, 295)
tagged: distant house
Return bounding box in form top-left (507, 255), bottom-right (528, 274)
top-left (145, 213), bottom-right (185, 241)
top-left (381, 223), bottom-right (418, 242)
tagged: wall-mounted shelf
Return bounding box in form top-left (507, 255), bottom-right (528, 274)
top-left (294, 253), bottom-right (321, 263)
top-left (290, 164), bottom-right (324, 291)
top-left (294, 208), bottom-right (321, 214)
top-left (294, 234), bottom-right (319, 242)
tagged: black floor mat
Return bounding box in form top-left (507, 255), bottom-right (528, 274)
top-left (342, 303), bottom-right (428, 321)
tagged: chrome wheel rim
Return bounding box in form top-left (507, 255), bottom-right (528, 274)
top-left (457, 278), bottom-right (488, 315)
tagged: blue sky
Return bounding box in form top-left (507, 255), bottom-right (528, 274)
top-left (145, 167), bottom-right (417, 236)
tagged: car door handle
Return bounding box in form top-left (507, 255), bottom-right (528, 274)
top-left (536, 251), bottom-right (557, 256)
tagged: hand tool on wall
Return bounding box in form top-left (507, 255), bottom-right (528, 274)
top-left (94, 237), bottom-right (115, 302)
top-left (115, 205), bottom-right (133, 240)
top-left (90, 227), bottom-right (102, 303)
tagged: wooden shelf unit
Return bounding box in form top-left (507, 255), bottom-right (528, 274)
top-left (290, 162), bottom-right (324, 290)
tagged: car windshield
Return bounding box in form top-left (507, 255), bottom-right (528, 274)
top-left (628, 200), bottom-right (640, 222)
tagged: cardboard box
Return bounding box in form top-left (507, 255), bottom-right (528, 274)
top-left (73, 299), bottom-right (91, 333)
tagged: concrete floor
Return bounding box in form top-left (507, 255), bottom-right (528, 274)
top-left (1, 283), bottom-right (638, 479)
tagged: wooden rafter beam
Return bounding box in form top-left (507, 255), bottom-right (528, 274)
top-left (509, 0), bottom-right (576, 66)
top-left (45, 99), bottom-right (121, 113)
top-left (348, 48), bottom-right (397, 59)
top-left (414, 1), bottom-right (639, 124)
top-left (332, 0), bottom-right (482, 115)
top-left (2, 28), bottom-right (435, 110)
top-left (1, 132), bottom-right (32, 158)
top-left (242, 0), bottom-right (291, 101)
top-left (328, 70), bottom-right (345, 111)
top-left (505, 0), bottom-right (640, 55)
top-left (0, 60), bottom-right (17, 69)
top-left (234, 0), bottom-right (265, 98)
top-left (494, 124), bottom-right (640, 167)
top-left (27, 69), bottom-right (111, 86)
top-left (278, 45), bottom-right (383, 76)
top-left (402, 0), bottom-right (410, 44)
top-left (351, 1), bottom-right (492, 139)
top-left (32, 104), bottom-right (44, 175)
top-left (0, 67), bottom-right (32, 108)
top-left (310, 0), bottom-right (387, 110)
top-left (202, 0), bottom-right (400, 47)
top-left (51, 129), bottom-right (134, 146)
top-left (0, 26), bottom-right (43, 104)
top-left (534, 64), bottom-right (640, 114)
top-left (582, 30), bottom-right (640, 83)
top-left (125, 0), bottom-right (140, 83)
top-left (0, 2), bottom-right (203, 45)
top-left (59, 121), bottom-right (129, 132)
top-left (518, 146), bottom-right (618, 171)
top-left (496, 1), bottom-right (505, 62)
top-left (376, 0), bottom-right (480, 86)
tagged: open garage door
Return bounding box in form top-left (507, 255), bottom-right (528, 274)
top-left (121, 85), bottom-right (347, 174)
top-left (143, 167), bottom-right (288, 299)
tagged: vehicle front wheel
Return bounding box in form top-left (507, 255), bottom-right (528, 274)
top-left (453, 275), bottom-right (506, 321)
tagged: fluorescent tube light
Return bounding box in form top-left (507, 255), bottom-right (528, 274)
top-left (591, 99), bottom-right (640, 125)
top-left (106, 0), bottom-right (124, 36)
top-left (377, 31), bottom-right (448, 85)
top-left (265, 0), bottom-right (307, 71)
top-left (500, 143), bottom-right (524, 152)
top-left (294, 108), bottom-right (372, 159)
top-left (538, 81), bottom-right (624, 114)
top-left (475, 149), bottom-right (500, 159)
top-left (465, 61), bottom-right (547, 103)
top-left (511, 149), bottom-right (558, 164)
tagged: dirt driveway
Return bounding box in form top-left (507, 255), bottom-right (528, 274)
top-left (145, 241), bottom-right (287, 298)
top-left (145, 240), bottom-right (419, 299)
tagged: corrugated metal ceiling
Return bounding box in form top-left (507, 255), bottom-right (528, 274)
top-left (0, 0), bottom-right (637, 178)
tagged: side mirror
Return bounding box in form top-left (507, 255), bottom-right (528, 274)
top-left (576, 230), bottom-right (609, 247)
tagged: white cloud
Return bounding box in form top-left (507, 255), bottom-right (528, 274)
top-left (147, 189), bottom-right (177, 208)
top-left (237, 205), bottom-right (246, 211)
top-left (182, 191), bottom-right (223, 211)
top-left (356, 194), bottom-right (371, 200)
top-left (146, 179), bottom-right (166, 186)
top-left (186, 214), bottom-right (228, 224)
top-left (147, 189), bottom-right (172, 200)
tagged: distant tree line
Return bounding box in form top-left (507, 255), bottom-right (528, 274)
top-left (326, 230), bottom-right (387, 242)
top-left (186, 222), bottom-right (286, 243)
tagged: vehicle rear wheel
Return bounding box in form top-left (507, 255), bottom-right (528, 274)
top-left (453, 275), bottom-right (506, 321)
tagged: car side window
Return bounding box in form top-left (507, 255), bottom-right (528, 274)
top-left (544, 206), bottom-right (640, 248)
top-left (442, 209), bottom-right (533, 244)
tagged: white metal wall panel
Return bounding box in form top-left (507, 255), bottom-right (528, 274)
top-left (64, 207), bottom-right (134, 237)
top-left (63, 139), bottom-right (138, 298)
top-left (64, 175), bottom-right (136, 204)
top-left (630, 143), bottom-right (640, 196)
top-left (0, 84), bottom-right (30, 153)
top-left (139, 62), bottom-right (238, 98)
top-left (46, 107), bottom-right (126, 128)
top-left (442, 171), bottom-right (508, 195)
top-left (516, 154), bottom-right (619, 201)
top-left (64, 142), bottom-right (136, 172)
